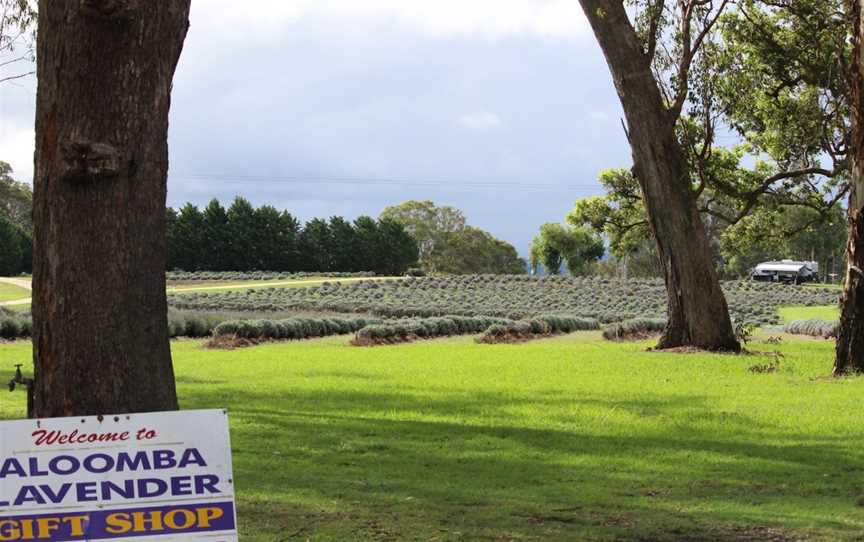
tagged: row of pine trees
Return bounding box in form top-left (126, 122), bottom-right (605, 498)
top-left (167, 197), bottom-right (419, 275)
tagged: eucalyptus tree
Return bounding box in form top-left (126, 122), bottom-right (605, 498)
top-left (836, 0), bottom-right (864, 374)
top-left (32, 0), bottom-right (191, 416)
top-left (577, 0), bottom-right (740, 350)
top-left (380, 200), bottom-right (466, 272)
top-left (575, 1), bottom-right (850, 347)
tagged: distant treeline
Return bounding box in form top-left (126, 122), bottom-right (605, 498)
top-left (0, 161), bottom-right (32, 276)
top-left (168, 198), bottom-right (419, 275)
top-left (0, 215), bottom-right (30, 276)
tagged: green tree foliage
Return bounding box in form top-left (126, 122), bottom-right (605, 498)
top-left (691, 0), bottom-right (848, 229)
top-left (298, 218), bottom-right (332, 272)
top-left (0, 214), bottom-right (24, 275)
top-left (167, 199), bottom-right (418, 274)
top-left (572, 2), bottom-right (850, 281)
top-left (381, 200), bottom-right (523, 274)
top-left (352, 216), bottom-right (381, 273)
top-left (569, 167), bottom-right (848, 279)
top-left (430, 227), bottom-right (526, 275)
top-left (226, 197), bottom-right (258, 270)
top-left (722, 205), bottom-right (847, 279)
top-left (17, 227), bottom-right (30, 274)
top-left (567, 169), bottom-right (647, 259)
top-left (166, 208), bottom-right (181, 271)
top-left (349, 217), bottom-right (421, 276)
top-left (380, 200), bottom-right (466, 270)
top-left (169, 203), bottom-right (205, 271)
top-left (0, 161), bottom-right (31, 275)
top-left (529, 223), bottom-right (605, 276)
top-left (254, 205), bottom-right (288, 271)
top-left (275, 211), bottom-right (302, 271)
top-left (201, 199), bottom-right (230, 271)
top-left (377, 218), bottom-right (421, 276)
top-left (328, 216), bottom-right (358, 272)
top-left (0, 161), bottom-right (31, 231)
top-left (715, 0), bottom-right (848, 176)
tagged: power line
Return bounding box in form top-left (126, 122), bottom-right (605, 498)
top-left (170, 173), bottom-right (605, 193)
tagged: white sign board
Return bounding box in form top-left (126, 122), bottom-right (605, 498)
top-left (0, 409), bottom-right (237, 541)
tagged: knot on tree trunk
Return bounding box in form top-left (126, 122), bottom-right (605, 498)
top-left (80, 0), bottom-right (141, 20)
top-left (60, 139), bottom-right (122, 182)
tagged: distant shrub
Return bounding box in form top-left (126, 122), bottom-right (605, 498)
top-left (0, 315), bottom-right (30, 340)
top-left (783, 319), bottom-right (838, 339)
top-left (602, 318), bottom-right (667, 341)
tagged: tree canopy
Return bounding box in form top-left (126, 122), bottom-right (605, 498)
top-left (167, 197), bottom-right (418, 275)
top-left (381, 200), bottom-right (525, 275)
top-left (431, 227), bottom-right (526, 275)
top-left (0, 161), bottom-right (30, 275)
top-left (569, 0), bottom-right (851, 282)
top-left (0, 161), bottom-right (31, 231)
top-left (380, 200), bottom-right (466, 270)
top-left (529, 223), bottom-right (605, 276)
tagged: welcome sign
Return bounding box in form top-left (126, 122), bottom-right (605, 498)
top-left (0, 409), bottom-right (237, 541)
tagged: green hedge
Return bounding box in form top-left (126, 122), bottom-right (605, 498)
top-left (0, 312), bottom-right (31, 339)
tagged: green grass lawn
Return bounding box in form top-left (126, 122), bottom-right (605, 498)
top-left (2, 333), bottom-right (863, 540)
top-left (0, 282), bottom-right (30, 303)
top-left (778, 305), bottom-right (840, 323)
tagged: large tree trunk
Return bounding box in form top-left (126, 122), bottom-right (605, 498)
top-left (31, 0), bottom-right (191, 417)
top-left (578, 0), bottom-right (739, 351)
top-left (835, 0), bottom-right (864, 375)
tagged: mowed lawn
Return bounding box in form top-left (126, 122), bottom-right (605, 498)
top-left (0, 282), bottom-right (29, 303)
top-left (1, 334), bottom-right (863, 540)
top-left (778, 304), bottom-right (840, 323)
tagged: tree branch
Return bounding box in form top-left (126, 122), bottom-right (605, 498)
top-left (0, 70), bottom-right (33, 83)
top-left (669, 0), bottom-right (730, 121)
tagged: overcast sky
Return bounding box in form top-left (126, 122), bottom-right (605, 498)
top-left (0, 1), bottom-right (632, 254)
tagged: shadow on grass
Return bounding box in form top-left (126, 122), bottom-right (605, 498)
top-left (180, 386), bottom-right (864, 541)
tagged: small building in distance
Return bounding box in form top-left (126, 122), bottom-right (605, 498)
top-left (751, 260), bottom-right (819, 284)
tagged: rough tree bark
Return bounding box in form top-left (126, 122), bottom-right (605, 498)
top-left (578, 0), bottom-right (739, 351)
top-left (835, 0), bottom-right (864, 375)
top-left (32, 0), bottom-right (191, 417)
